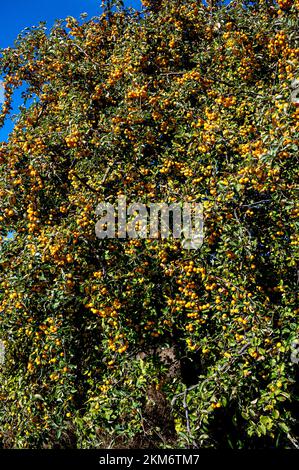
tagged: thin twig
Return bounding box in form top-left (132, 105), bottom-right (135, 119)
top-left (72, 171), bottom-right (101, 194)
top-left (171, 342), bottom-right (250, 406)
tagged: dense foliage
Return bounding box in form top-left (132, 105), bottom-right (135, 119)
top-left (0, 0), bottom-right (298, 449)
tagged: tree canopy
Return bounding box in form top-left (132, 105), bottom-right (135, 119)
top-left (0, 0), bottom-right (298, 448)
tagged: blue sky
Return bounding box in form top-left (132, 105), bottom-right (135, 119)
top-left (0, 0), bottom-right (141, 141)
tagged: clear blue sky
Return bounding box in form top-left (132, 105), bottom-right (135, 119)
top-left (0, 0), bottom-right (141, 141)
